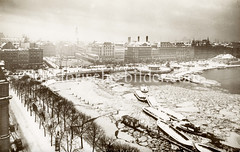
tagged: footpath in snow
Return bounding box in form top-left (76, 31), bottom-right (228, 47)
top-left (9, 89), bottom-right (55, 152)
top-left (9, 88), bottom-right (93, 152)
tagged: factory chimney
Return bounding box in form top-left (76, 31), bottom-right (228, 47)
top-left (137, 36), bottom-right (140, 42)
top-left (146, 36), bottom-right (148, 42)
top-left (128, 37), bottom-right (131, 43)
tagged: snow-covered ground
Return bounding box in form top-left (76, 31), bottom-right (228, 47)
top-left (10, 55), bottom-right (240, 151)
top-left (48, 79), bottom-right (153, 152)
top-left (48, 74), bottom-right (240, 150)
top-left (9, 89), bottom-right (93, 152)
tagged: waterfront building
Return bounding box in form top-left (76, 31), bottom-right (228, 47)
top-left (102, 42), bottom-right (115, 62)
top-left (114, 43), bottom-right (125, 63)
top-left (0, 67), bottom-right (11, 152)
top-left (125, 45), bottom-right (152, 63)
top-left (191, 38), bottom-right (240, 59)
top-left (152, 47), bottom-right (194, 61)
top-left (90, 42), bottom-right (123, 63)
top-left (0, 42), bottom-right (43, 70)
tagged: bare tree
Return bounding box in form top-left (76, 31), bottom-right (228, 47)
top-left (72, 112), bottom-right (91, 149)
top-left (86, 122), bottom-right (105, 152)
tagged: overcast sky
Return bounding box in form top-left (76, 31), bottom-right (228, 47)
top-left (0, 0), bottom-right (239, 42)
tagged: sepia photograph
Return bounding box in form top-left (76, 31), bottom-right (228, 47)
top-left (0, 0), bottom-right (240, 151)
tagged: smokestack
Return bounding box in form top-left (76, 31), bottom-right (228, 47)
top-left (128, 37), bottom-right (131, 43)
top-left (138, 36), bottom-right (140, 42)
top-left (146, 36), bottom-right (148, 42)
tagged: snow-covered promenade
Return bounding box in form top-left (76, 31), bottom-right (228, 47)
top-left (9, 89), bottom-right (55, 152)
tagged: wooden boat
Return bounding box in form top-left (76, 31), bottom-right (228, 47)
top-left (142, 107), bottom-right (170, 121)
top-left (134, 90), bottom-right (147, 102)
top-left (146, 96), bottom-right (158, 108)
top-left (140, 85), bottom-right (148, 93)
top-left (157, 107), bottom-right (188, 121)
top-left (157, 120), bottom-right (193, 147)
top-left (194, 143), bottom-right (221, 152)
top-left (174, 121), bottom-right (201, 134)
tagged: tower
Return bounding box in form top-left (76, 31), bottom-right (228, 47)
top-left (128, 37), bottom-right (131, 43)
top-left (75, 26), bottom-right (79, 44)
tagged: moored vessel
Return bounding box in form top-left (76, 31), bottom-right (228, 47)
top-left (157, 119), bottom-right (193, 147)
top-left (146, 96), bottom-right (158, 108)
top-left (140, 85), bottom-right (148, 93)
top-left (157, 107), bottom-right (188, 121)
top-left (194, 143), bottom-right (221, 152)
top-left (142, 107), bottom-right (170, 121)
top-left (134, 90), bottom-right (147, 102)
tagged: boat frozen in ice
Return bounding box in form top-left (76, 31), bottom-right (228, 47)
top-left (146, 96), bottom-right (158, 108)
top-left (157, 107), bottom-right (188, 121)
top-left (140, 85), bottom-right (148, 93)
top-left (174, 121), bottom-right (201, 134)
top-left (157, 119), bottom-right (193, 147)
top-left (142, 107), bottom-right (170, 121)
top-left (194, 143), bottom-right (221, 152)
top-left (134, 90), bottom-right (147, 102)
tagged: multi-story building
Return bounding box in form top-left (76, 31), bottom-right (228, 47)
top-left (28, 48), bottom-right (43, 69)
top-left (125, 45), bottom-right (152, 63)
top-left (0, 49), bottom-right (19, 70)
top-left (114, 43), bottom-right (125, 63)
top-left (90, 42), bottom-right (115, 63)
top-left (101, 42), bottom-right (114, 62)
top-left (0, 67), bottom-right (11, 152)
top-left (18, 49), bottom-right (29, 68)
top-left (152, 47), bottom-right (194, 61)
top-left (0, 42), bottom-right (43, 70)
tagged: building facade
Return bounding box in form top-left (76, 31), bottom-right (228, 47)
top-left (152, 47), bottom-right (194, 61)
top-left (0, 68), bottom-right (10, 152)
top-left (114, 43), bottom-right (125, 62)
top-left (101, 42), bottom-right (114, 62)
top-left (125, 46), bottom-right (152, 63)
top-left (90, 42), bottom-right (115, 63)
top-left (0, 42), bottom-right (43, 70)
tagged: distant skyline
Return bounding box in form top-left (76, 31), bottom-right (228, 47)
top-left (0, 0), bottom-right (240, 42)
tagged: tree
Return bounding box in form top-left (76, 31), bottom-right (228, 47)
top-left (86, 122), bottom-right (105, 152)
top-left (72, 112), bottom-right (91, 149)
